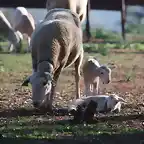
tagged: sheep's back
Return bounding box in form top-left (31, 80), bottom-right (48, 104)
top-left (30, 19), bottom-right (82, 69)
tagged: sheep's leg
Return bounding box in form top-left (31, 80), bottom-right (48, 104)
top-left (79, 11), bottom-right (86, 24)
top-left (31, 52), bottom-right (37, 73)
top-left (75, 53), bottom-right (83, 99)
top-left (26, 36), bottom-right (31, 52)
top-left (45, 68), bottom-right (63, 111)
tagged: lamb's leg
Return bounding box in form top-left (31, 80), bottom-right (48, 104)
top-left (84, 81), bottom-right (91, 97)
top-left (75, 52), bottom-right (83, 99)
top-left (93, 78), bottom-right (99, 95)
top-left (90, 84), bottom-right (94, 95)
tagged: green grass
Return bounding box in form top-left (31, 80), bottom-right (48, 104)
top-left (0, 54), bottom-right (31, 72)
top-left (0, 116), bottom-right (143, 139)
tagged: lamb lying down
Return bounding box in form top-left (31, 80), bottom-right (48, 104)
top-left (68, 94), bottom-right (127, 115)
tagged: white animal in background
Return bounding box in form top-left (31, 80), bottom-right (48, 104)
top-left (82, 57), bottom-right (115, 96)
top-left (22, 9), bottom-right (83, 110)
top-left (46, 0), bottom-right (88, 23)
top-left (68, 94), bottom-right (127, 114)
top-left (0, 10), bottom-right (23, 53)
top-left (8, 30), bottom-right (23, 52)
top-left (12, 7), bottom-right (35, 52)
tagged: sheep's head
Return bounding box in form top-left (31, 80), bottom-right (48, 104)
top-left (107, 94), bottom-right (127, 113)
top-left (98, 65), bottom-right (111, 84)
top-left (22, 72), bottom-right (53, 108)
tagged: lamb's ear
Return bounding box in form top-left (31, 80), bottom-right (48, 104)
top-left (21, 77), bottom-right (30, 86)
top-left (107, 63), bottom-right (117, 70)
top-left (117, 96), bottom-right (127, 103)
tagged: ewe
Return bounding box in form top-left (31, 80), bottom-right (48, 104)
top-left (22, 9), bottom-right (83, 111)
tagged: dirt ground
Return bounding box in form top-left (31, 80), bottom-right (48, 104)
top-left (0, 50), bottom-right (144, 141)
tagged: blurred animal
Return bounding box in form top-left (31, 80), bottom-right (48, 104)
top-left (22, 9), bottom-right (83, 111)
top-left (71, 100), bottom-right (97, 123)
top-left (46, 0), bottom-right (88, 23)
top-left (68, 94), bottom-right (127, 114)
top-left (12, 7), bottom-right (35, 51)
top-left (0, 10), bottom-right (22, 53)
top-left (82, 57), bottom-right (114, 96)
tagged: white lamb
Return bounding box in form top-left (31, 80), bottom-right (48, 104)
top-left (68, 94), bottom-right (127, 114)
top-left (82, 57), bottom-right (115, 96)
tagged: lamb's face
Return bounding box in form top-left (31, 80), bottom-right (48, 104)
top-left (99, 66), bottom-right (111, 84)
top-left (107, 94), bottom-right (127, 113)
top-left (22, 72), bottom-right (53, 108)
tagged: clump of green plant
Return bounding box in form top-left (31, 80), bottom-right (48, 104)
top-left (0, 60), bottom-right (5, 72)
top-left (97, 44), bottom-right (110, 56)
top-left (95, 28), bottom-right (121, 40)
top-left (125, 66), bottom-right (136, 82)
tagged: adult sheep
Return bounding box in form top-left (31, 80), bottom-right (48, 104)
top-left (0, 10), bottom-right (22, 53)
top-left (22, 8), bottom-right (84, 111)
top-left (46, 0), bottom-right (88, 23)
top-left (12, 7), bottom-right (35, 51)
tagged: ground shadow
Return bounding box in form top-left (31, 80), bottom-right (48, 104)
top-left (0, 107), bottom-right (144, 123)
top-left (0, 132), bottom-right (144, 144)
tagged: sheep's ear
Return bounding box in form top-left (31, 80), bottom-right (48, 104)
top-left (21, 77), bottom-right (30, 86)
top-left (71, 12), bottom-right (81, 28)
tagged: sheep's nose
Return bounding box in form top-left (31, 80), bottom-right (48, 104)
top-left (33, 101), bottom-right (40, 108)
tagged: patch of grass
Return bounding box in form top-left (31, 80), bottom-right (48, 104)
top-left (0, 116), bottom-right (143, 139)
top-left (0, 54), bottom-right (31, 72)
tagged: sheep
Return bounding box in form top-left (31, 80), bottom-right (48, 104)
top-left (0, 10), bottom-right (22, 53)
top-left (68, 94), bottom-right (127, 115)
top-left (46, 0), bottom-right (88, 23)
top-left (12, 7), bottom-right (35, 52)
top-left (8, 30), bottom-right (23, 52)
top-left (22, 8), bottom-right (84, 111)
top-left (82, 57), bottom-right (115, 96)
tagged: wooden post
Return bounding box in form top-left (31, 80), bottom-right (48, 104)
top-left (121, 0), bottom-right (126, 41)
top-left (86, 0), bottom-right (91, 40)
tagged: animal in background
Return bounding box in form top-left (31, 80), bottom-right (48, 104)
top-left (46, 0), bottom-right (88, 23)
top-left (12, 7), bottom-right (35, 52)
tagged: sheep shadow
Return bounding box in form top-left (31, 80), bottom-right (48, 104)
top-left (0, 107), bottom-right (144, 123)
top-left (0, 132), bottom-right (144, 144)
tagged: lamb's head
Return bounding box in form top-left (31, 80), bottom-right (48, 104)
top-left (107, 94), bottom-right (127, 113)
top-left (98, 65), bottom-right (111, 84)
top-left (22, 71), bottom-right (53, 108)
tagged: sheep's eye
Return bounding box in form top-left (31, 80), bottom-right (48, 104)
top-left (43, 81), bottom-right (47, 86)
top-left (100, 72), bottom-right (104, 75)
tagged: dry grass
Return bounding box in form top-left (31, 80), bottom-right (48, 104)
top-left (0, 51), bottom-right (144, 111)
